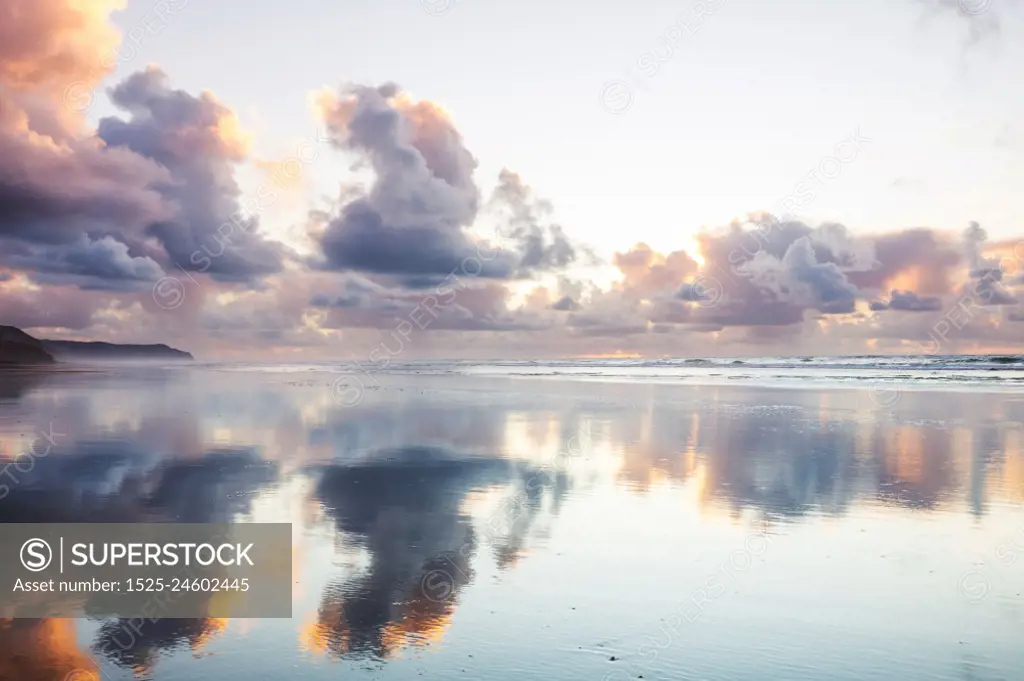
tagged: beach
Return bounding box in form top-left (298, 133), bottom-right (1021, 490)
top-left (1, 361), bottom-right (1022, 680)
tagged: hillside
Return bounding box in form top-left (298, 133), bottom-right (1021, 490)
top-left (41, 339), bottom-right (194, 361)
top-left (0, 326), bottom-right (56, 365)
top-left (0, 326), bottom-right (194, 364)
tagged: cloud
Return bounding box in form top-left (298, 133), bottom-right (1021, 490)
top-left (615, 243), bottom-right (700, 299)
top-left (488, 168), bottom-right (591, 275)
top-left (0, 0), bottom-right (122, 94)
top-left (1, 87), bottom-right (173, 259)
top-left (676, 282), bottom-right (714, 302)
top-left (99, 67), bottom-right (286, 282)
top-left (313, 84), bottom-right (496, 280)
top-left (845, 227), bottom-right (960, 295)
top-left (551, 296), bottom-right (581, 311)
top-left (0, 2), bottom-right (284, 291)
top-left (566, 314), bottom-right (649, 337)
top-left (0, 235), bottom-right (164, 290)
top-left (870, 289), bottom-right (943, 312)
top-left (961, 222), bottom-right (1018, 305)
top-left (739, 236), bottom-right (860, 314)
top-left (0, 285), bottom-right (103, 330)
top-left (309, 274), bottom-right (548, 334)
top-left (311, 83), bottom-right (584, 285)
top-left (0, 0), bottom-right (173, 257)
top-left (4, 4), bottom-right (1024, 358)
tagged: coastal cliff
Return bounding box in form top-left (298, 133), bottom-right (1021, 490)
top-left (0, 326), bottom-right (193, 364)
top-left (0, 326), bottom-right (56, 365)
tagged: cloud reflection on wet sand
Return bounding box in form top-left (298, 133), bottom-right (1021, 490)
top-left (0, 368), bottom-right (1021, 678)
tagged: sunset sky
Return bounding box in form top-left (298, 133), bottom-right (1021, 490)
top-left (2, 0), bottom-right (1023, 359)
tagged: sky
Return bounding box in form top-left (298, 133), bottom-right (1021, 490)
top-left (1, 0), bottom-right (1024, 359)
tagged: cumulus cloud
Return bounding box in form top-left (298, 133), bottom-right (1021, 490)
top-left (0, 0), bottom-right (122, 95)
top-left (739, 236), bottom-right (860, 314)
top-left (488, 168), bottom-right (591, 275)
top-left (845, 227), bottom-right (960, 295)
top-left (99, 67), bottom-right (286, 282)
top-left (0, 0), bottom-right (174, 287)
top-left (0, 1), bottom-right (284, 293)
top-left (961, 222), bottom-right (1017, 306)
top-left (312, 83), bottom-right (584, 285)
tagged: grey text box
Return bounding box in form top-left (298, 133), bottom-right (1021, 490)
top-left (1, 523), bottom-right (291, 618)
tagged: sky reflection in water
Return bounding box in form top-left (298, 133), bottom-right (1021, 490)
top-left (0, 366), bottom-right (1022, 680)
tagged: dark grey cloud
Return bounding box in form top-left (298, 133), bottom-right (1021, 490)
top-left (0, 74), bottom-right (173, 287)
top-left (314, 83), bottom-right (498, 279)
top-left (0, 235), bottom-right (164, 290)
top-left (676, 282), bottom-right (714, 302)
top-left (551, 296), bottom-right (581, 311)
top-left (98, 67), bottom-right (286, 283)
top-left (871, 289), bottom-right (943, 312)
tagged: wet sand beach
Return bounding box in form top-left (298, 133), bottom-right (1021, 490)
top-left (1, 363), bottom-right (1022, 681)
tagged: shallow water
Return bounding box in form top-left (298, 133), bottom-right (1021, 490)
top-left (1, 364), bottom-right (1022, 680)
